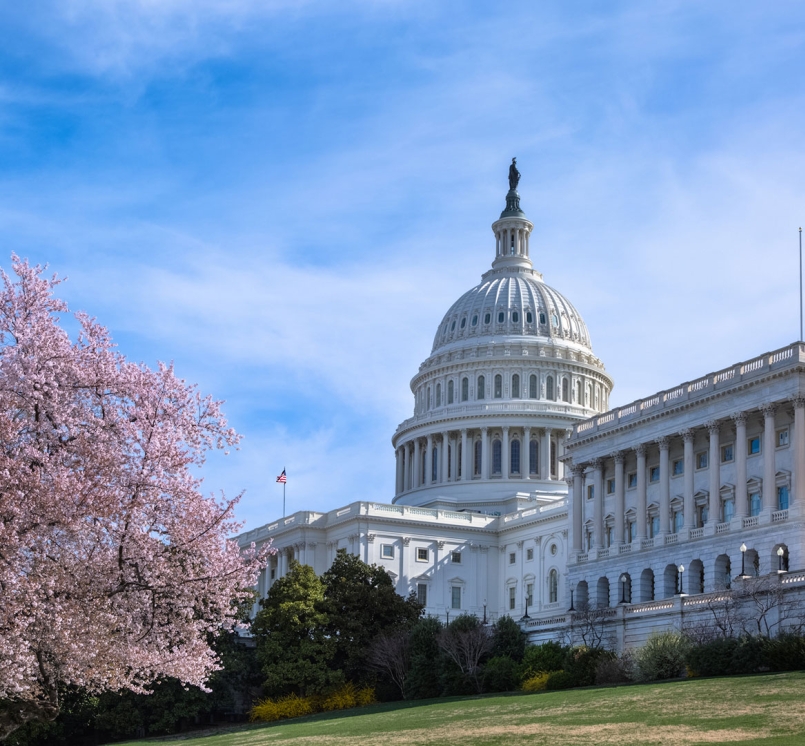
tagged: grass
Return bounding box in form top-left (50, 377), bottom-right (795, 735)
top-left (118, 672), bottom-right (805, 746)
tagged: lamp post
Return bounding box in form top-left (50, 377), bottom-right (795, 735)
top-left (677, 564), bottom-right (686, 595)
top-left (778, 546), bottom-right (787, 573)
top-left (482, 598), bottom-right (487, 625)
top-left (446, 610), bottom-right (450, 626)
top-left (740, 543), bottom-right (748, 578)
top-left (521, 598), bottom-right (531, 622)
top-left (619, 574), bottom-right (628, 604)
top-left (568, 589), bottom-right (575, 612)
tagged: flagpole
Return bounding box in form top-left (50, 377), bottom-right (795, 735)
top-left (283, 467), bottom-right (286, 518)
top-left (800, 227), bottom-right (803, 341)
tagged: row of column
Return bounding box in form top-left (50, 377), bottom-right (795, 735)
top-left (495, 226), bottom-right (530, 258)
top-left (571, 401), bottom-right (805, 552)
top-left (395, 427), bottom-right (565, 494)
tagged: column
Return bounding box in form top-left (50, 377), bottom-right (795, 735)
top-left (593, 459), bottom-right (604, 549)
top-left (425, 434), bottom-right (433, 485)
top-left (413, 439), bottom-right (421, 489)
top-left (441, 431), bottom-right (449, 483)
top-left (395, 447), bottom-right (403, 495)
top-left (763, 405), bottom-right (776, 510)
top-left (450, 435), bottom-right (458, 482)
top-left (733, 413), bottom-right (748, 518)
top-left (658, 437), bottom-right (670, 534)
top-left (708, 422), bottom-right (721, 525)
top-left (682, 429), bottom-right (695, 529)
top-left (572, 465), bottom-right (584, 552)
top-left (636, 445), bottom-right (647, 539)
top-left (557, 431), bottom-right (567, 480)
top-left (523, 426), bottom-right (531, 478)
top-left (502, 426), bottom-right (510, 479)
top-left (481, 427), bottom-right (489, 479)
top-left (614, 452), bottom-right (625, 545)
top-left (794, 397), bottom-right (805, 507)
top-left (541, 428), bottom-right (552, 480)
top-left (461, 429), bottom-right (469, 481)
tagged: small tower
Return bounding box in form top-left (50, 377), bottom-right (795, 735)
top-left (491, 158), bottom-right (534, 271)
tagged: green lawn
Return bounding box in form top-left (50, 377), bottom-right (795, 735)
top-left (119, 672), bottom-right (805, 746)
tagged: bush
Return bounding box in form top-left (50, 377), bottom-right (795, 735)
top-left (491, 616), bottom-right (527, 662)
top-left (250, 685), bottom-right (377, 723)
top-left (405, 617), bottom-right (443, 700)
top-left (521, 671), bottom-right (554, 692)
top-left (595, 651), bottom-right (634, 685)
top-left (564, 646), bottom-right (615, 687)
top-left (766, 634), bottom-right (805, 672)
top-left (635, 631), bottom-right (689, 682)
top-left (544, 670), bottom-right (576, 691)
top-left (481, 656), bottom-right (521, 693)
top-left (685, 635), bottom-right (769, 677)
top-left (521, 641), bottom-right (568, 680)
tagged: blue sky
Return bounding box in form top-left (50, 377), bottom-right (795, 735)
top-left (1, 1), bottom-right (804, 530)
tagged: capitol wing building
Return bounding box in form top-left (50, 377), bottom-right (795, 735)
top-left (238, 173), bottom-right (805, 647)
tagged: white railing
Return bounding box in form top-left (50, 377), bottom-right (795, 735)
top-left (716, 522), bottom-right (731, 534)
top-left (665, 533), bottom-right (679, 545)
top-left (576, 552), bottom-right (589, 563)
top-left (641, 538), bottom-right (655, 550)
top-left (619, 543), bottom-right (632, 554)
top-left (743, 516), bottom-right (759, 529)
top-left (772, 509), bottom-right (789, 522)
top-left (689, 527), bottom-right (704, 540)
top-left (626, 600), bottom-right (675, 614)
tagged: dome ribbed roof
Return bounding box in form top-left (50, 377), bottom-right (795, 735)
top-left (431, 273), bottom-right (592, 354)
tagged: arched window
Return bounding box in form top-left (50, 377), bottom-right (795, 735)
top-left (435, 383), bottom-right (441, 407)
top-left (576, 380), bottom-right (582, 404)
top-left (512, 374), bottom-right (520, 399)
top-left (457, 443), bottom-right (462, 479)
top-left (492, 439), bottom-right (502, 475)
top-left (447, 380), bottom-right (454, 404)
top-left (421, 449), bottom-right (426, 484)
top-left (529, 374), bottom-right (537, 399)
top-left (510, 439), bottom-right (520, 474)
top-left (431, 447), bottom-right (438, 482)
top-left (461, 377), bottom-right (469, 402)
top-left (494, 374), bottom-right (502, 398)
top-left (529, 440), bottom-right (538, 475)
top-left (477, 375), bottom-right (485, 400)
top-left (546, 376), bottom-right (554, 401)
top-left (549, 569), bottom-right (558, 603)
top-left (427, 386), bottom-right (431, 410)
top-left (562, 378), bottom-right (569, 402)
top-left (474, 440), bottom-right (482, 476)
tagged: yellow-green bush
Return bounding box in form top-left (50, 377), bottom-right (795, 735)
top-left (321, 682), bottom-right (357, 711)
top-left (521, 671), bottom-right (554, 692)
top-left (250, 685), bottom-right (377, 723)
top-left (355, 686), bottom-right (377, 707)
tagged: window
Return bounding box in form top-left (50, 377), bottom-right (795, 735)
top-left (649, 466), bottom-right (660, 482)
top-left (431, 447), bottom-right (438, 482)
top-left (511, 374), bottom-right (520, 398)
top-left (673, 510), bottom-right (683, 533)
top-left (498, 311), bottom-right (505, 323)
top-left (484, 312), bottom-right (491, 324)
top-left (722, 498), bottom-right (735, 523)
top-left (526, 548), bottom-right (534, 561)
top-left (510, 439), bottom-right (520, 474)
top-left (270, 568), bottom-right (276, 580)
top-left (696, 451), bottom-right (708, 469)
top-left (650, 515), bottom-right (660, 538)
top-left (450, 320), bottom-right (456, 332)
top-left (512, 311), bottom-right (519, 323)
top-left (460, 317), bottom-right (466, 329)
top-left (416, 548), bottom-right (428, 562)
top-left (451, 551), bottom-right (461, 563)
top-left (748, 436), bottom-right (761, 455)
top-left (509, 552), bottom-right (516, 565)
top-left (509, 586), bottom-right (516, 610)
top-left (606, 526), bottom-right (613, 547)
top-left (546, 376), bottom-right (554, 400)
top-left (426, 387), bottom-right (431, 410)
top-left (778, 428), bottom-right (790, 447)
top-left (461, 377), bottom-right (469, 402)
top-left (494, 374), bottom-right (502, 398)
top-left (549, 570), bottom-right (558, 603)
top-left (627, 472), bottom-right (637, 488)
top-left (526, 582), bottom-right (534, 606)
top-left (492, 439), bottom-right (502, 475)
top-left (474, 440), bottom-right (482, 476)
top-left (417, 583), bottom-right (428, 606)
top-left (577, 380), bottom-right (582, 403)
top-left (451, 586), bottom-right (461, 609)
top-left (721, 444), bottom-right (734, 463)
top-left (551, 313), bottom-right (559, 326)
top-left (477, 375), bottom-right (485, 399)
top-left (606, 478), bottom-right (615, 494)
top-left (471, 314), bottom-right (478, 327)
top-left (448, 380), bottom-right (454, 404)
top-left (526, 311), bottom-right (533, 323)
top-left (529, 374), bottom-right (537, 399)
top-left (529, 440), bottom-right (538, 474)
top-left (697, 504), bottom-right (709, 527)
top-left (627, 520), bottom-right (636, 542)
top-left (381, 544), bottom-right (394, 559)
top-left (673, 459), bottom-right (683, 476)
top-left (562, 378), bottom-right (570, 402)
top-left (778, 485), bottom-right (790, 510)
top-left (587, 485), bottom-right (594, 500)
top-left (539, 312), bottom-right (546, 324)
top-left (585, 529), bottom-right (593, 550)
top-left (436, 383), bottom-right (441, 407)
top-left (750, 493), bottom-right (762, 517)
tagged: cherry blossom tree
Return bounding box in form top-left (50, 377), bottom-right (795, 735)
top-left (0, 257), bottom-right (268, 740)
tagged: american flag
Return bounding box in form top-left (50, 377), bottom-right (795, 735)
top-left (276, 469), bottom-right (287, 484)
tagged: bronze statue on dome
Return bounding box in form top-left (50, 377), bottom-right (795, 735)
top-left (508, 157), bottom-right (520, 191)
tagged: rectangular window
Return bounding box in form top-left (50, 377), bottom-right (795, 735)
top-left (672, 459), bottom-right (684, 476)
top-left (585, 531), bottom-right (593, 551)
top-left (509, 586), bottom-right (516, 610)
top-left (696, 451), bottom-right (708, 469)
top-left (451, 551), bottom-right (461, 564)
top-left (417, 583), bottom-right (428, 606)
top-left (721, 444), bottom-right (734, 463)
top-left (451, 586), bottom-right (461, 609)
top-left (748, 436), bottom-right (761, 455)
top-left (606, 478), bottom-right (615, 494)
top-left (627, 472), bottom-right (637, 489)
top-left (778, 428), bottom-right (790, 447)
top-left (381, 544), bottom-right (394, 559)
top-left (606, 526), bottom-right (613, 547)
top-left (509, 552), bottom-right (516, 565)
top-left (587, 485), bottom-right (594, 500)
top-left (649, 515), bottom-right (660, 538)
top-left (270, 568), bottom-right (276, 580)
top-left (526, 583), bottom-right (534, 606)
top-left (697, 504), bottom-right (709, 527)
top-left (649, 466), bottom-right (660, 482)
top-left (750, 493), bottom-right (762, 517)
top-left (723, 498), bottom-right (735, 522)
top-left (526, 548), bottom-right (534, 561)
top-left (628, 521), bottom-right (636, 542)
top-left (673, 510), bottom-right (683, 533)
top-left (778, 485), bottom-right (790, 510)
top-left (416, 547), bottom-right (428, 562)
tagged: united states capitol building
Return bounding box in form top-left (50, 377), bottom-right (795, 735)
top-left (239, 165), bottom-right (805, 647)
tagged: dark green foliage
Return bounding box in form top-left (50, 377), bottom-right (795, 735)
top-left (438, 614), bottom-right (490, 696)
top-left (481, 656), bottom-right (521, 693)
top-left (563, 646), bottom-right (615, 687)
top-left (405, 617), bottom-right (444, 699)
top-left (544, 670), bottom-right (576, 690)
top-left (521, 641), bottom-right (568, 678)
top-left (765, 634), bottom-right (805, 672)
top-left (635, 631), bottom-right (689, 682)
top-left (685, 635), bottom-right (769, 677)
top-left (594, 651), bottom-right (634, 685)
top-left (490, 616), bottom-right (527, 663)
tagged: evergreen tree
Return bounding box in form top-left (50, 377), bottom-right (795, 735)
top-left (491, 615), bottom-right (527, 662)
top-left (405, 617), bottom-right (443, 699)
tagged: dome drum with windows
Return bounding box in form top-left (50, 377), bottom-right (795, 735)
top-left (391, 164), bottom-right (612, 512)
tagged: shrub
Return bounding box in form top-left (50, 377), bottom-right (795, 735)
top-left (544, 670), bottom-right (576, 691)
top-left (521, 671), bottom-right (554, 692)
top-left (405, 617), bottom-right (443, 700)
top-left (355, 687), bottom-right (377, 707)
top-left (635, 631), bottom-right (689, 682)
top-left (595, 651), bottom-right (634, 685)
top-left (521, 641), bottom-right (568, 680)
top-left (482, 656), bottom-right (521, 693)
top-left (685, 635), bottom-right (769, 677)
top-left (564, 646), bottom-right (615, 687)
top-left (766, 634), bottom-right (805, 672)
top-left (320, 683), bottom-right (357, 711)
top-left (250, 693), bottom-right (314, 723)
top-left (491, 616), bottom-right (527, 662)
